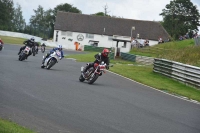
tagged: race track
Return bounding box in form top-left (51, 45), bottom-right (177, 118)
top-left (0, 44), bottom-right (200, 133)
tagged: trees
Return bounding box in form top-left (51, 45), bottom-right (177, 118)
top-left (0, 0), bottom-right (14, 30)
top-left (13, 3), bottom-right (26, 32)
top-left (28, 3), bottom-right (82, 38)
top-left (160, 0), bottom-right (200, 39)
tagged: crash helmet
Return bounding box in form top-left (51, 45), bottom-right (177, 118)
top-left (58, 44), bottom-right (62, 51)
top-left (102, 48), bottom-right (109, 57)
top-left (30, 37), bottom-right (35, 42)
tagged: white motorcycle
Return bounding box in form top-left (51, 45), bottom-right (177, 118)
top-left (18, 46), bottom-right (31, 61)
top-left (41, 50), bottom-right (62, 69)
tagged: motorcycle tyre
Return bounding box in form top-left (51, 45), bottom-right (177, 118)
top-left (46, 59), bottom-right (56, 70)
top-left (79, 74), bottom-right (85, 82)
top-left (88, 74), bottom-right (99, 84)
top-left (19, 53), bottom-right (26, 61)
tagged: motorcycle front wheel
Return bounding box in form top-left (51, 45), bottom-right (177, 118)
top-left (19, 53), bottom-right (26, 61)
top-left (79, 74), bottom-right (85, 82)
top-left (46, 59), bottom-right (56, 69)
top-left (88, 74), bottom-right (99, 84)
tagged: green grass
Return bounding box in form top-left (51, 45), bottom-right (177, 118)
top-left (130, 39), bottom-right (200, 67)
top-left (0, 118), bottom-right (35, 133)
top-left (0, 35), bottom-right (26, 45)
top-left (66, 51), bottom-right (200, 102)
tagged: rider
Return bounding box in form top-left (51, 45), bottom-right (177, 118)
top-left (18, 37), bottom-right (35, 59)
top-left (41, 43), bottom-right (46, 51)
top-left (34, 42), bottom-right (39, 53)
top-left (41, 44), bottom-right (64, 67)
top-left (83, 48), bottom-right (110, 74)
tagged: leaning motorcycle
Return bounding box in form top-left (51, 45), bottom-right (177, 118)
top-left (79, 62), bottom-right (112, 84)
top-left (41, 46), bottom-right (45, 53)
top-left (18, 46), bottom-right (31, 61)
top-left (32, 46), bottom-right (36, 56)
top-left (41, 50), bottom-right (61, 70)
top-left (0, 43), bottom-right (3, 51)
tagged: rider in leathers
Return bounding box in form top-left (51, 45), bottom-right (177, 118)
top-left (83, 48), bottom-right (110, 75)
top-left (18, 37), bottom-right (35, 59)
top-left (41, 44), bottom-right (64, 67)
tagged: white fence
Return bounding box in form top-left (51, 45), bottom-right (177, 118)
top-left (153, 58), bottom-right (200, 89)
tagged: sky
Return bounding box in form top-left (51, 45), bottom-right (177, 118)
top-left (14, 0), bottom-right (200, 24)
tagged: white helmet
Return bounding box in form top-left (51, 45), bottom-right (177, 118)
top-left (30, 37), bottom-right (35, 42)
top-left (58, 44), bottom-right (62, 50)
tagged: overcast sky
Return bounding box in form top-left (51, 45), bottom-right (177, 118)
top-left (14, 0), bottom-right (200, 24)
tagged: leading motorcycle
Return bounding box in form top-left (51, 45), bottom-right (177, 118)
top-left (41, 50), bottom-right (62, 70)
top-left (18, 46), bottom-right (31, 61)
top-left (79, 62), bottom-right (113, 84)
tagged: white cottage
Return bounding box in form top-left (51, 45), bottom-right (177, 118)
top-left (54, 11), bottom-right (170, 53)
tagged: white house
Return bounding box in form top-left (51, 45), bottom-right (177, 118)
top-left (54, 11), bottom-right (170, 53)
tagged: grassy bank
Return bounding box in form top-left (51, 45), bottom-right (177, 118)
top-left (0, 118), bottom-right (35, 133)
top-left (130, 39), bottom-right (200, 67)
top-left (0, 35), bottom-right (26, 45)
top-left (66, 52), bottom-right (200, 102)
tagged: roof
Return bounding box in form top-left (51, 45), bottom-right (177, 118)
top-left (54, 11), bottom-right (170, 41)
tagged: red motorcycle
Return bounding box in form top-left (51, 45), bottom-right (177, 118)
top-left (79, 61), bottom-right (112, 84)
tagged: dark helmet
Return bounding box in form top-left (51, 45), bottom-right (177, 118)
top-left (102, 48), bottom-right (109, 57)
top-left (30, 37), bottom-right (35, 42)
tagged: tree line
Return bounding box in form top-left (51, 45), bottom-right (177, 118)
top-left (0, 0), bottom-right (199, 40)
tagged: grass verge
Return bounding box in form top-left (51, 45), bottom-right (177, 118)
top-left (66, 52), bottom-right (200, 102)
top-left (0, 35), bottom-right (26, 45)
top-left (0, 118), bottom-right (35, 133)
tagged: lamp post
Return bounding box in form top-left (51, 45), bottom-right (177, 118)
top-left (131, 26), bottom-right (135, 38)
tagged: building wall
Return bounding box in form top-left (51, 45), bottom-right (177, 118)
top-left (53, 30), bottom-right (131, 52)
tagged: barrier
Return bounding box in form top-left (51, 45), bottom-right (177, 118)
top-left (153, 58), bottom-right (200, 89)
top-left (120, 52), bottom-right (136, 62)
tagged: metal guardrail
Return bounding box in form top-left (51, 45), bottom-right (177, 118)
top-left (121, 52), bottom-right (136, 62)
top-left (153, 58), bottom-right (200, 89)
top-left (194, 36), bottom-right (200, 45)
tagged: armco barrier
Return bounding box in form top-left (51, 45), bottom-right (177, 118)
top-left (153, 58), bottom-right (200, 89)
top-left (121, 52), bottom-right (136, 62)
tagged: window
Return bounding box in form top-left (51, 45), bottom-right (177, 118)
top-left (61, 31), bottom-right (67, 36)
top-left (122, 42), bottom-right (127, 48)
top-left (66, 31), bottom-right (72, 36)
top-left (86, 33), bottom-right (94, 39)
top-left (108, 36), bottom-right (113, 41)
top-left (61, 31), bottom-right (73, 36)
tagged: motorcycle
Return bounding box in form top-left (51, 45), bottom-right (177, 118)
top-left (79, 61), bottom-right (113, 84)
top-left (18, 46), bottom-right (31, 61)
top-left (41, 50), bottom-right (62, 70)
top-left (41, 46), bottom-right (45, 53)
top-left (0, 43), bottom-right (3, 51)
top-left (32, 45), bottom-right (39, 56)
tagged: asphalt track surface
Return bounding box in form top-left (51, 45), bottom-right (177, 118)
top-left (0, 44), bottom-right (200, 133)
